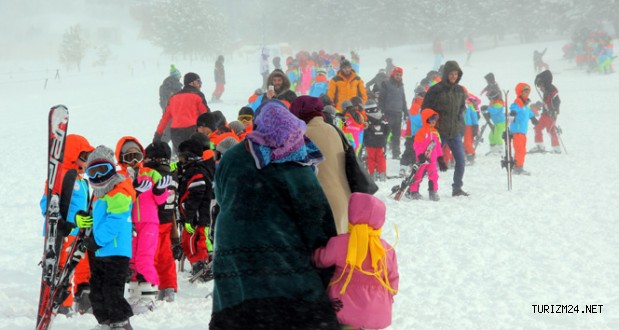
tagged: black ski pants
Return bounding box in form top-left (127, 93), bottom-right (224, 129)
top-left (89, 252), bottom-right (133, 324)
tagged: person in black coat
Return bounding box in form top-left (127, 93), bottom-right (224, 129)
top-left (378, 67), bottom-right (408, 159)
top-left (421, 60), bottom-right (469, 197)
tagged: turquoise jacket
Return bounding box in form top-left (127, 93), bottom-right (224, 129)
top-left (91, 178), bottom-right (134, 258)
top-left (509, 102), bottom-right (535, 135)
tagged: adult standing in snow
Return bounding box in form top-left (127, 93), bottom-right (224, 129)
top-left (379, 67), bottom-right (408, 159)
top-left (365, 68), bottom-right (388, 99)
top-left (261, 69), bottom-right (297, 107)
top-left (421, 60), bottom-right (469, 197)
top-left (260, 48), bottom-right (270, 90)
top-left (153, 72), bottom-right (210, 155)
top-left (327, 59), bottom-right (368, 111)
top-left (290, 95), bottom-right (351, 234)
top-left (211, 55), bottom-right (225, 103)
top-left (209, 100), bottom-right (339, 329)
top-left (158, 65), bottom-right (182, 144)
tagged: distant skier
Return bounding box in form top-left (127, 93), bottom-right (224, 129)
top-left (533, 48), bottom-right (549, 73)
top-left (211, 55), bottom-right (225, 103)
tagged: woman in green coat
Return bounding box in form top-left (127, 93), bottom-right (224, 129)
top-left (209, 100), bottom-right (340, 330)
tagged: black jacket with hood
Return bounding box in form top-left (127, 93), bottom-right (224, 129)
top-left (421, 60), bottom-right (467, 139)
top-left (261, 69), bottom-right (297, 106)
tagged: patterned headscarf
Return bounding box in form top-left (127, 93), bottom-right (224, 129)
top-left (247, 100), bottom-right (323, 170)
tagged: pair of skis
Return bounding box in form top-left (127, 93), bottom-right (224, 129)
top-left (36, 106), bottom-right (92, 330)
top-left (391, 140), bottom-right (436, 201)
top-left (501, 91), bottom-right (515, 191)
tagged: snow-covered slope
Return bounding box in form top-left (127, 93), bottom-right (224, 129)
top-left (1, 36), bottom-right (618, 329)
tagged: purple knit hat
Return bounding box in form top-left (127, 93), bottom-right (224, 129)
top-left (247, 100), bottom-right (307, 161)
top-left (289, 95), bottom-right (325, 124)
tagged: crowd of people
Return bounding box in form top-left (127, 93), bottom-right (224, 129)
top-left (563, 28), bottom-right (615, 74)
top-left (41, 43), bottom-right (568, 329)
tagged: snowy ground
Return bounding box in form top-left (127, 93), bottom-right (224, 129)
top-left (1, 36), bottom-right (618, 329)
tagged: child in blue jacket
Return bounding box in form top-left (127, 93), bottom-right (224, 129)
top-left (76, 146), bottom-right (136, 330)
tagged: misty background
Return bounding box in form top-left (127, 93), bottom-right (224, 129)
top-left (1, 0), bottom-right (617, 67)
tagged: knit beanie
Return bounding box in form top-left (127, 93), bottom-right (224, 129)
top-left (196, 112), bottom-right (217, 131)
top-left (238, 106), bottom-right (254, 117)
top-left (215, 137), bottom-right (239, 155)
top-left (290, 95), bottom-right (324, 124)
top-left (170, 64), bottom-right (181, 79)
top-left (183, 72), bottom-right (201, 86)
top-left (120, 140), bottom-right (141, 155)
top-left (86, 146), bottom-right (125, 198)
top-left (228, 121), bottom-right (245, 136)
top-left (145, 141), bottom-right (171, 160)
top-left (179, 138), bottom-right (204, 159)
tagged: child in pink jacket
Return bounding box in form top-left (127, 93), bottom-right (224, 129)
top-left (116, 137), bottom-right (171, 314)
top-left (313, 192), bottom-right (399, 330)
top-left (408, 108), bottom-right (448, 202)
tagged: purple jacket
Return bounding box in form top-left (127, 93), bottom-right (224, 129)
top-left (313, 193), bottom-right (399, 329)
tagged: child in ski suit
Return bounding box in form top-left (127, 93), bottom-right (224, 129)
top-left (313, 192), bottom-right (399, 329)
top-left (482, 98), bottom-right (506, 155)
top-left (308, 67), bottom-right (329, 97)
top-left (463, 93), bottom-right (481, 164)
top-left (408, 109), bottom-right (448, 201)
top-left (116, 137), bottom-right (171, 314)
top-left (39, 134), bottom-right (95, 315)
top-left (363, 100), bottom-right (389, 182)
top-left (144, 142), bottom-right (179, 302)
top-left (177, 138), bottom-right (216, 281)
top-left (509, 83), bottom-right (538, 175)
top-left (532, 69), bottom-right (561, 153)
top-left (76, 145), bottom-right (135, 330)
top-left (341, 99), bottom-right (367, 156)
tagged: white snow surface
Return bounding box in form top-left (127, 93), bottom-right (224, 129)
top-left (1, 37), bottom-right (618, 329)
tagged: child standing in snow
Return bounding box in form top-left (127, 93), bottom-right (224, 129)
top-left (363, 100), bottom-right (389, 182)
top-left (116, 137), bottom-right (171, 314)
top-left (408, 109), bottom-right (448, 201)
top-left (313, 192), bottom-right (399, 330)
top-left (76, 146), bottom-right (135, 330)
top-left (341, 98), bottom-right (367, 156)
top-left (509, 83), bottom-right (538, 175)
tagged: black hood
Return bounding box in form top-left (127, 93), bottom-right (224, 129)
top-left (535, 70), bottom-right (553, 87)
top-left (484, 72), bottom-right (495, 84)
top-left (441, 61), bottom-right (463, 85)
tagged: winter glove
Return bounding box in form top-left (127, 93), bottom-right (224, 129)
top-left (84, 236), bottom-right (102, 252)
top-left (153, 175), bottom-right (172, 195)
top-left (75, 211), bottom-right (93, 229)
top-left (133, 179), bottom-right (152, 196)
top-left (417, 154), bottom-right (427, 164)
top-left (185, 223), bottom-right (196, 234)
top-left (58, 219), bottom-right (76, 237)
top-left (153, 132), bottom-right (162, 143)
top-left (171, 237), bottom-right (183, 260)
top-left (530, 117), bottom-right (539, 126)
top-left (437, 156), bottom-right (448, 172)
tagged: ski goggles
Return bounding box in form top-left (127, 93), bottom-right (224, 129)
top-left (86, 163), bottom-right (115, 179)
top-left (78, 151), bottom-right (91, 162)
top-left (121, 151), bottom-right (144, 164)
top-left (427, 114), bottom-right (438, 123)
top-left (238, 115), bottom-right (253, 122)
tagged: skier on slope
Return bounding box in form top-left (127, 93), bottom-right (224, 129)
top-left (39, 134), bottom-right (95, 316)
top-left (509, 83), bottom-right (538, 175)
top-left (406, 109), bottom-right (448, 201)
top-left (531, 69), bottom-right (561, 154)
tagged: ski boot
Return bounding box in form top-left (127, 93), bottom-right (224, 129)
top-left (57, 305), bottom-right (74, 317)
top-left (378, 172), bottom-right (387, 182)
top-left (127, 281), bottom-right (157, 314)
top-left (109, 319), bottom-right (133, 330)
top-left (75, 283), bottom-right (92, 314)
top-left (513, 166), bottom-right (531, 175)
top-left (157, 288), bottom-right (176, 302)
top-left (551, 145), bottom-right (562, 154)
top-left (528, 144), bottom-right (546, 154)
top-left (405, 191), bottom-right (422, 200)
top-left (429, 191), bottom-right (440, 202)
top-left (466, 154), bottom-right (475, 165)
